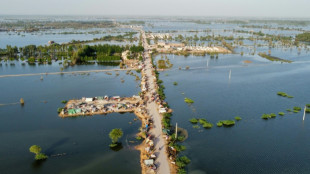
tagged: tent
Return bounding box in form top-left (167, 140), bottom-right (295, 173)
top-left (144, 159), bottom-right (154, 166)
top-left (68, 109), bottom-right (76, 115)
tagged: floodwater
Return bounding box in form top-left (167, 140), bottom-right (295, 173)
top-left (155, 51), bottom-right (310, 174)
top-left (0, 63), bottom-right (142, 174)
top-left (1, 16), bottom-right (310, 173)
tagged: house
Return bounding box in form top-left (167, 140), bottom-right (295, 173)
top-left (48, 40), bottom-right (55, 45)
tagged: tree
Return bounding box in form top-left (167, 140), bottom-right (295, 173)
top-left (29, 145), bottom-right (41, 154)
top-left (29, 145), bottom-right (48, 160)
top-left (109, 128), bottom-right (123, 144)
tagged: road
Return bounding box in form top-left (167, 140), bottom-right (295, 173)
top-left (140, 28), bottom-right (171, 174)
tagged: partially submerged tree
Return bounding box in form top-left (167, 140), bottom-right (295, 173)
top-left (109, 128), bottom-right (123, 147)
top-left (29, 145), bottom-right (48, 160)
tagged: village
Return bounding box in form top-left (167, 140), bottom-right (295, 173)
top-left (58, 26), bottom-right (177, 174)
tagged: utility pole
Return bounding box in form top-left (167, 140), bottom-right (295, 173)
top-left (175, 123), bottom-right (178, 139)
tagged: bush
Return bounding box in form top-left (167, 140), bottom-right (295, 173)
top-left (202, 122), bottom-right (213, 128)
top-left (261, 114), bottom-right (271, 119)
top-left (278, 112), bottom-right (285, 116)
top-left (176, 156), bottom-right (191, 168)
top-left (173, 82), bottom-right (178, 86)
top-left (277, 92), bottom-right (287, 97)
top-left (217, 122), bottom-right (223, 127)
top-left (184, 98), bottom-right (194, 104)
top-left (286, 109), bottom-right (292, 112)
top-left (306, 104), bottom-right (310, 108)
top-left (61, 100), bottom-right (67, 104)
top-left (293, 107), bottom-right (301, 111)
top-left (29, 145), bottom-right (48, 161)
top-left (35, 153), bottom-right (48, 160)
top-left (199, 118), bottom-right (207, 124)
top-left (235, 116), bottom-right (242, 121)
top-left (193, 125), bottom-right (200, 129)
top-left (177, 168), bottom-right (186, 174)
top-left (189, 118), bottom-right (198, 124)
top-left (270, 113), bottom-right (276, 118)
top-left (170, 143), bottom-right (186, 152)
top-left (198, 118), bottom-right (213, 128)
top-left (57, 107), bottom-right (64, 113)
top-left (220, 120), bottom-right (235, 126)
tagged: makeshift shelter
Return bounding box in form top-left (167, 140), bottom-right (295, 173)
top-left (144, 159), bottom-right (154, 166)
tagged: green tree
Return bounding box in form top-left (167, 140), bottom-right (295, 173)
top-left (29, 145), bottom-right (48, 160)
top-left (109, 128), bottom-right (123, 144)
top-left (29, 145), bottom-right (41, 154)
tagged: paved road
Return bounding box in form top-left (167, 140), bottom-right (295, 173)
top-left (140, 29), bottom-right (171, 174)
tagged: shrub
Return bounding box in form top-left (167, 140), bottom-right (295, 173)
top-left (286, 109), bottom-right (292, 112)
top-left (199, 118), bottom-right (207, 124)
top-left (217, 122), bottom-right (223, 127)
top-left (61, 100), bottom-right (67, 104)
top-left (261, 114), bottom-right (270, 119)
top-left (278, 112), bottom-right (285, 116)
top-left (29, 145), bottom-right (48, 161)
top-left (35, 153), bottom-right (48, 160)
top-left (176, 156), bottom-right (191, 168)
top-left (270, 113), bottom-right (276, 118)
top-left (193, 125), bottom-right (200, 129)
top-left (189, 118), bottom-right (198, 124)
top-left (170, 143), bottom-right (186, 152)
top-left (173, 82), bottom-right (178, 86)
top-left (57, 107), bottom-right (64, 113)
top-left (293, 107), bottom-right (301, 111)
top-left (184, 98), bottom-right (194, 104)
top-left (177, 168), bottom-right (186, 174)
top-left (202, 122), bottom-right (213, 128)
top-left (277, 92), bottom-right (287, 97)
top-left (235, 116), bottom-right (242, 121)
top-left (220, 120), bottom-right (235, 126)
top-left (306, 104), bottom-right (310, 108)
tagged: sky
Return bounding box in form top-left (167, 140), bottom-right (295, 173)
top-left (0, 0), bottom-right (310, 18)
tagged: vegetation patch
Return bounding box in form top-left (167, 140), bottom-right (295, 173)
top-left (277, 92), bottom-right (293, 98)
top-left (218, 120), bottom-right (235, 126)
top-left (293, 107), bottom-right (302, 111)
top-left (29, 145), bottom-right (48, 161)
top-left (189, 118), bottom-right (198, 124)
top-left (57, 107), bottom-right (64, 113)
top-left (184, 98), bottom-right (194, 104)
top-left (234, 116), bottom-right (242, 121)
top-left (176, 156), bottom-right (191, 169)
top-left (258, 53), bottom-right (292, 63)
top-left (261, 114), bottom-right (271, 119)
top-left (109, 128), bottom-right (123, 147)
top-left (296, 32), bottom-right (310, 42)
top-left (278, 112), bottom-right (285, 116)
top-left (216, 122), bottom-right (223, 127)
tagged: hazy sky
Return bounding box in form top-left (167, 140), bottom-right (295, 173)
top-left (1, 0), bottom-right (310, 18)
